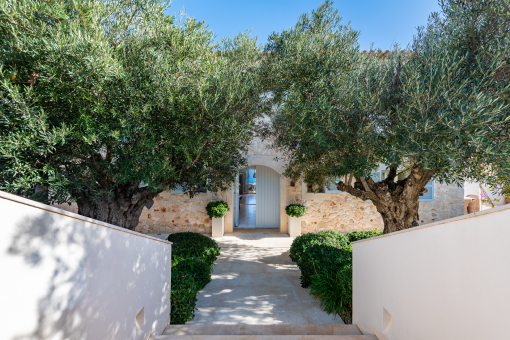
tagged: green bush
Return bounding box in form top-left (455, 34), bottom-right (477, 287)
top-left (297, 244), bottom-right (351, 288)
top-left (289, 230), bottom-right (349, 262)
top-left (346, 229), bottom-right (382, 242)
top-left (170, 270), bottom-right (199, 324)
top-left (174, 257), bottom-right (212, 290)
top-left (310, 256), bottom-right (353, 323)
top-left (291, 229), bottom-right (381, 323)
top-left (205, 201), bottom-right (229, 219)
top-left (285, 204), bottom-right (306, 217)
top-left (167, 232), bottom-right (220, 266)
top-left (168, 232), bottom-right (220, 324)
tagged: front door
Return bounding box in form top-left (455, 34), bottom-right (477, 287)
top-left (255, 165), bottom-right (279, 228)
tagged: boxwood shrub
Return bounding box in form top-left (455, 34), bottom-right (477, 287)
top-left (174, 257), bottom-right (212, 290)
top-left (290, 229), bottom-right (380, 323)
top-left (310, 249), bottom-right (353, 323)
top-left (289, 230), bottom-right (349, 262)
top-left (205, 201), bottom-right (229, 219)
top-left (168, 232), bottom-right (220, 266)
top-left (285, 204), bottom-right (306, 217)
top-left (170, 270), bottom-right (199, 324)
top-left (168, 232), bottom-right (220, 324)
top-left (346, 229), bottom-right (382, 242)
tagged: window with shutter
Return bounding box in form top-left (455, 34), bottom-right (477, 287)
top-left (420, 179), bottom-right (434, 201)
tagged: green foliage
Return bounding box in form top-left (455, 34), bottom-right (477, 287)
top-left (170, 270), bottom-right (199, 324)
top-left (168, 232), bottom-right (220, 324)
top-left (310, 259), bottom-right (353, 323)
top-left (173, 257), bottom-right (212, 291)
top-left (291, 230), bottom-right (380, 322)
top-left (261, 0), bottom-right (510, 232)
top-left (289, 230), bottom-right (349, 262)
top-left (285, 204), bottom-right (306, 218)
top-left (346, 229), bottom-right (382, 242)
top-left (0, 0), bottom-right (267, 228)
top-left (205, 201), bottom-right (229, 219)
top-left (167, 232), bottom-right (220, 266)
top-left (297, 244), bottom-right (350, 288)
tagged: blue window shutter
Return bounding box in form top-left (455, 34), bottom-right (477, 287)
top-left (420, 180), bottom-right (434, 201)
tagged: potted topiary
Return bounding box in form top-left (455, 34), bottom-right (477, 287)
top-left (206, 201), bottom-right (229, 238)
top-left (286, 204), bottom-right (306, 238)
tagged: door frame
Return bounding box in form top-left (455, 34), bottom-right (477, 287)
top-left (225, 164), bottom-right (287, 234)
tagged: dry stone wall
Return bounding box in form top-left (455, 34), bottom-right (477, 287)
top-left (419, 182), bottom-right (464, 224)
top-left (287, 180), bottom-right (384, 233)
top-left (286, 180), bottom-right (464, 234)
top-left (136, 191), bottom-right (226, 234)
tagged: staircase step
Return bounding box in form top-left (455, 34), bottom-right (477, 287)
top-left (161, 324), bottom-right (362, 336)
top-left (153, 336), bottom-right (378, 340)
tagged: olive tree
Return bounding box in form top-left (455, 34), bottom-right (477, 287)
top-left (0, 0), bottom-right (266, 229)
top-left (261, 0), bottom-right (510, 233)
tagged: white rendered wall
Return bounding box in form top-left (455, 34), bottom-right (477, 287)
top-left (0, 191), bottom-right (172, 340)
top-left (353, 204), bottom-right (510, 340)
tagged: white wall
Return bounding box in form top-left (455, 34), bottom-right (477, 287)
top-left (353, 204), bottom-right (510, 340)
top-left (0, 191), bottom-right (172, 340)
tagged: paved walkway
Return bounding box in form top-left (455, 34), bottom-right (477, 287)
top-left (188, 231), bottom-right (345, 325)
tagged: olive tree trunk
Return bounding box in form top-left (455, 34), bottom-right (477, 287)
top-left (337, 167), bottom-right (433, 234)
top-left (76, 183), bottom-right (161, 230)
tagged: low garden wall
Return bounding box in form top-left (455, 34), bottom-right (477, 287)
top-left (0, 191), bottom-right (172, 340)
top-left (352, 204), bottom-right (510, 340)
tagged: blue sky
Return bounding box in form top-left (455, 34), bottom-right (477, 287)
top-left (165, 0), bottom-right (441, 51)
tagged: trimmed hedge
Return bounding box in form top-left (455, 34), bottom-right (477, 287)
top-left (285, 204), bottom-right (306, 217)
top-left (289, 230), bottom-right (349, 262)
top-left (310, 251), bottom-right (353, 323)
top-left (168, 232), bottom-right (220, 324)
top-left (290, 229), bottom-right (379, 324)
top-left (346, 229), bottom-right (382, 242)
top-left (297, 243), bottom-right (351, 288)
top-left (170, 270), bottom-right (199, 324)
top-left (205, 201), bottom-right (229, 219)
top-left (174, 257), bottom-right (212, 290)
top-left (168, 232), bottom-right (220, 266)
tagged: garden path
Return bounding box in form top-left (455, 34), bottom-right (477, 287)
top-left (188, 231), bottom-right (345, 325)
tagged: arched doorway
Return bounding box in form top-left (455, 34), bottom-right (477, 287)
top-left (234, 165), bottom-right (280, 229)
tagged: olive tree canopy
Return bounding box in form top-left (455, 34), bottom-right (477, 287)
top-left (0, 0), bottom-right (267, 229)
top-left (261, 0), bottom-right (510, 233)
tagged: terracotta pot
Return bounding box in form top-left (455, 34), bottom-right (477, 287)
top-left (506, 197), bottom-right (510, 204)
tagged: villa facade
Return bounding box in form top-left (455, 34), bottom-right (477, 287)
top-left (135, 138), bottom-right (465, 235)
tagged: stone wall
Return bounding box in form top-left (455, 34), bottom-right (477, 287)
top-left (286, 180), bottom-right (384, 233)
top-left (286, 180), bottom-right (464, 234)
top-left (419, 182), bottom-right (464, 225)
top-left (136, 191), bottom-right (226, 234)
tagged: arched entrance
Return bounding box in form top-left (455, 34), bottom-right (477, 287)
top-left (234, 165), bottom-right (280, 229)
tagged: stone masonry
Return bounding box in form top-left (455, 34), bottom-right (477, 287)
top-left (287, 180), bottom-right (384, 233)
top-left (137, 191), bottom-right (227, 234)
top-left (133, 136), bottom-right (464, 234)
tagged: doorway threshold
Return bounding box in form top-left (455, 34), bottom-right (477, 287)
top-left (230, 228), bottom-right (282, 234)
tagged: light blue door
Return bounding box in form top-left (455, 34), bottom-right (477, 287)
top-left (234, 174), bottom-right (240, 227)
top-left (255, 165), bottom-right (279, 228)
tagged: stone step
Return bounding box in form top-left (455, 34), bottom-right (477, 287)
top-left (153, 336), bottom-right (378, 340)
top-left (161, 324), bottom-right (362, 336)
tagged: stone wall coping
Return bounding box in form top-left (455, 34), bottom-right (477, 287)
top-left (352, 202), bottom-right (510, 245)
top-left (0, 190), bottom-right (172, 245)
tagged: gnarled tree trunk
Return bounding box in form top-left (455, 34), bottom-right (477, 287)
top-left (76, 183), bottom-right (161, 230)
top-left (337, 166), bottom-right (433, 234)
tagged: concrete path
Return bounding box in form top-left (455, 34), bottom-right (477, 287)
top-left (188, 231), bottom-right (345, 325)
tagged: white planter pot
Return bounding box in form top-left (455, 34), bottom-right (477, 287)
top-left (288, 216), bottom-right (302, 238)
top-left (212, 216), bottom-right (224, 238)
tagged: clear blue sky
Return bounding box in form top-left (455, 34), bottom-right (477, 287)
top-left (165, 0), bottom-right (441, 51)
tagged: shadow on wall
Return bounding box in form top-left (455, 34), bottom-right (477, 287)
top-left (3, 200), bottom-right (170, 340)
